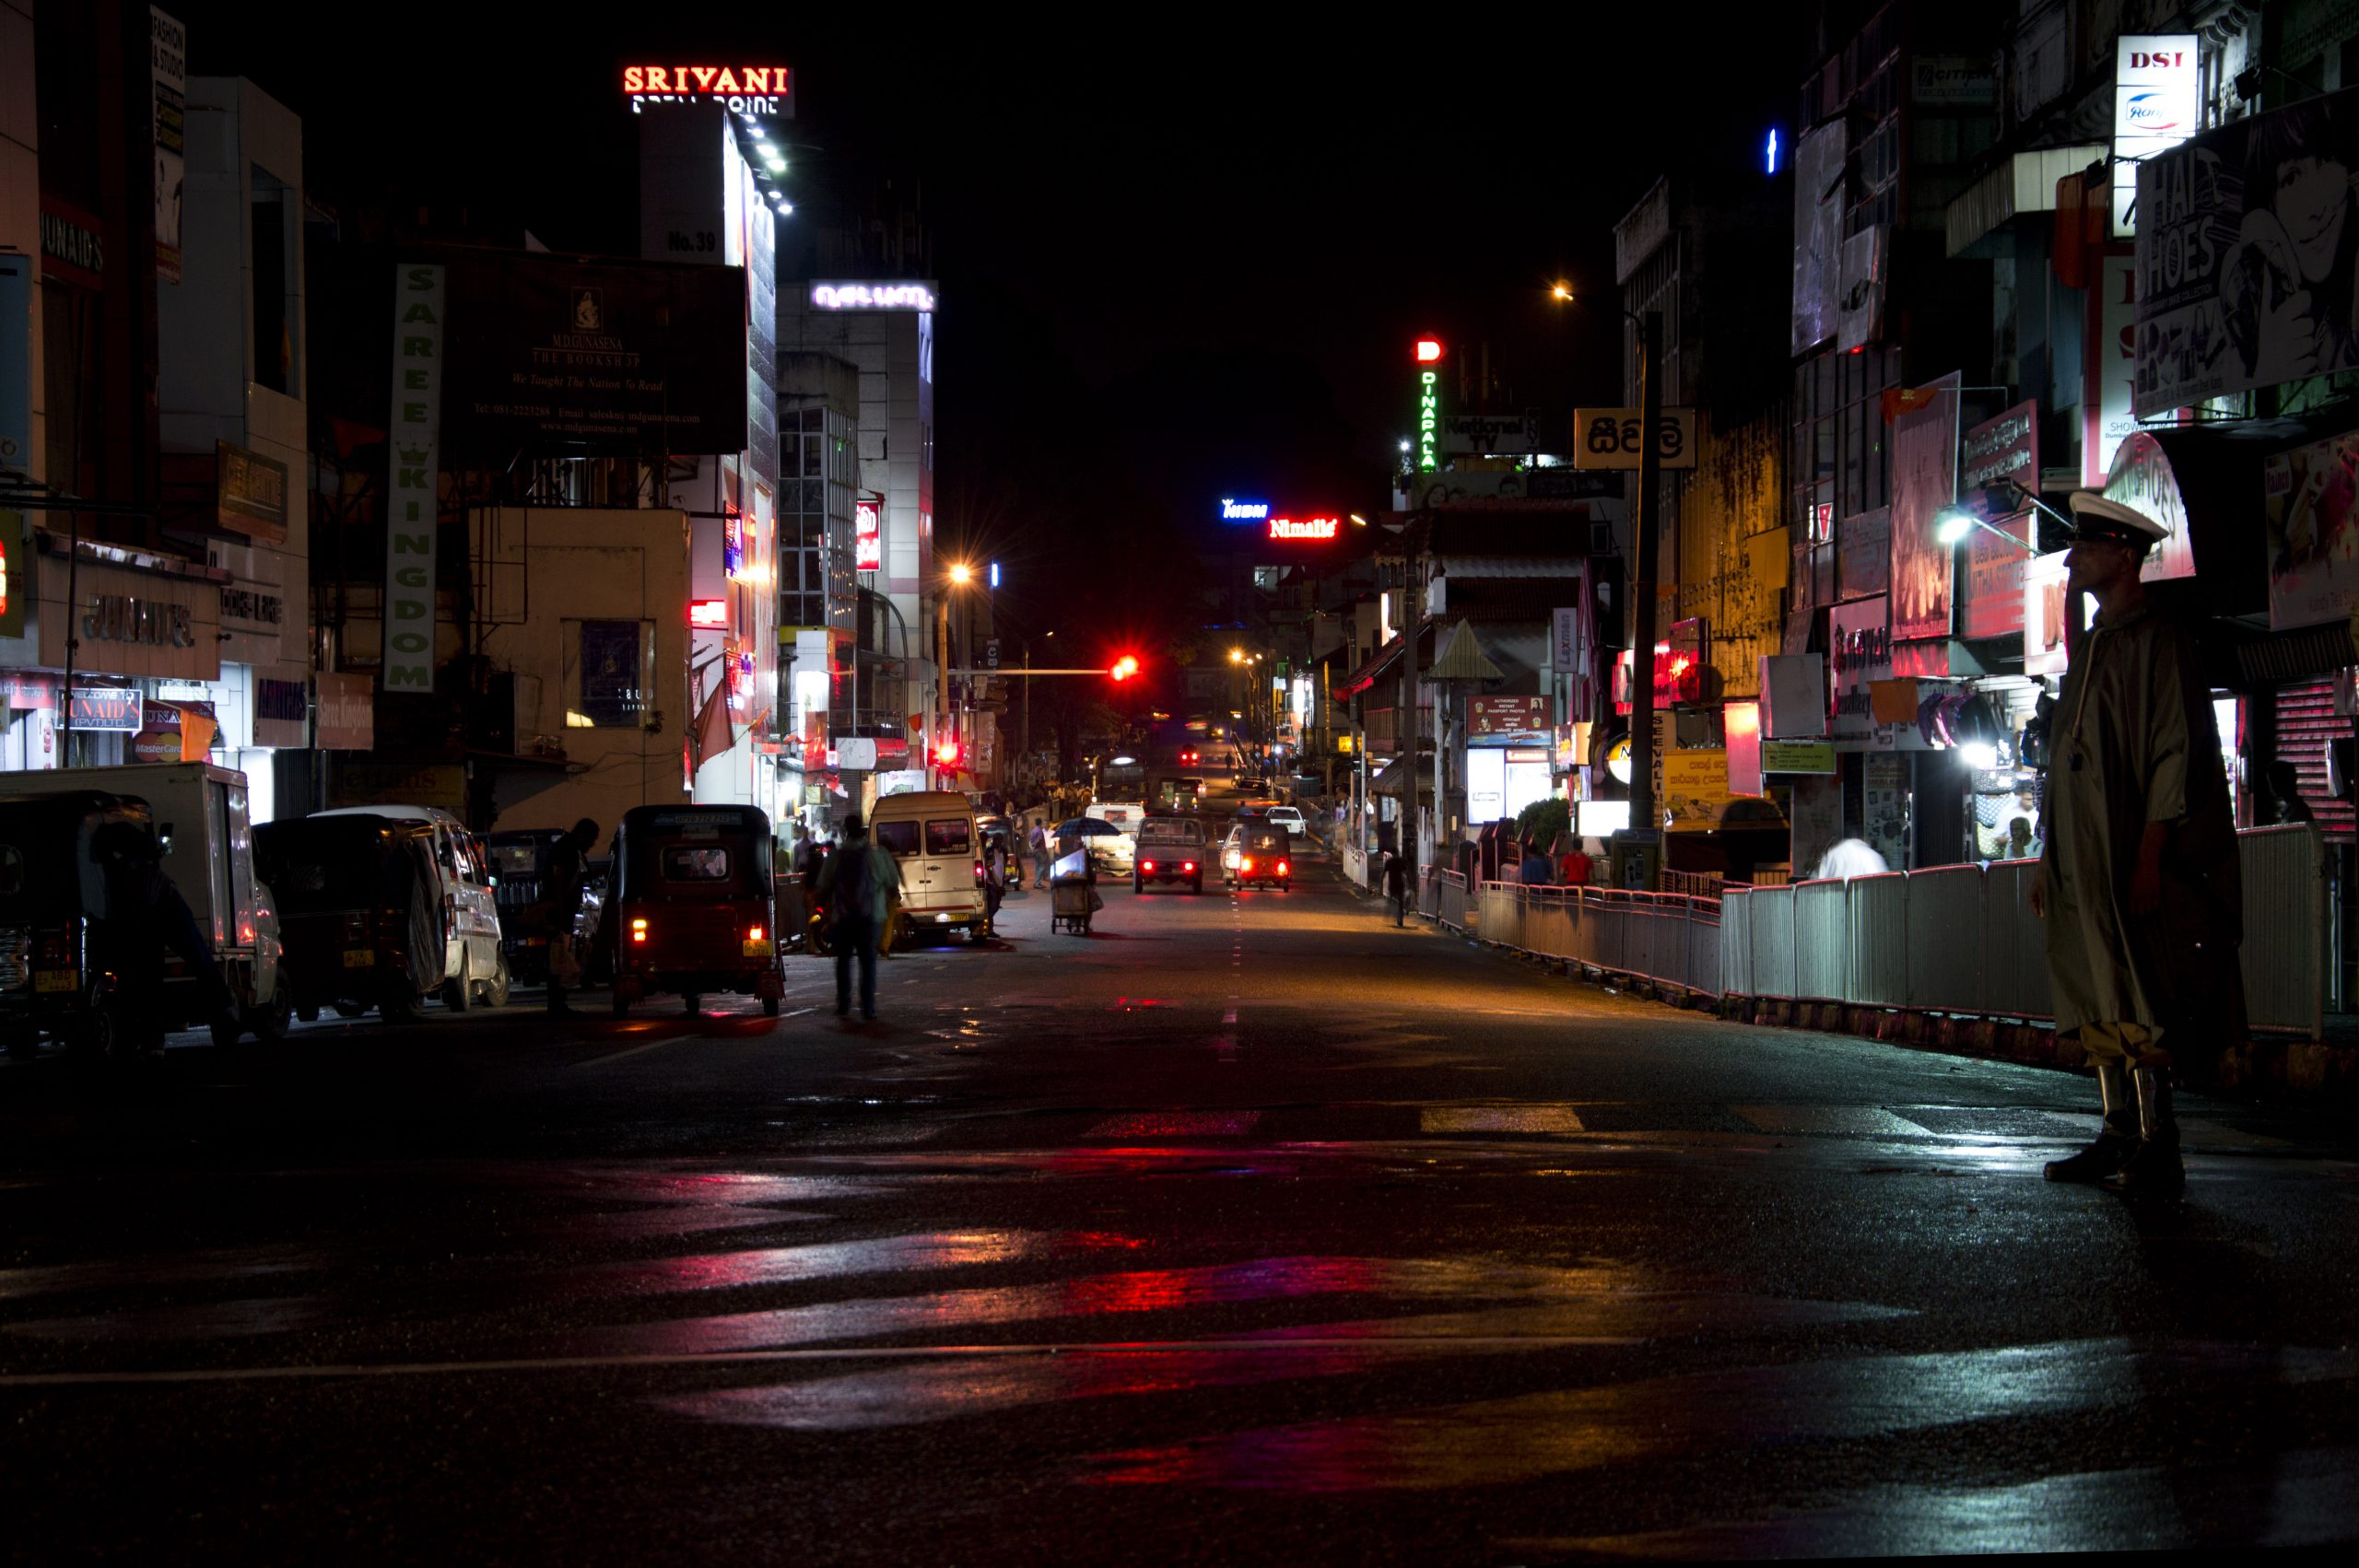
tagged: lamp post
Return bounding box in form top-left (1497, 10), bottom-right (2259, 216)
top-left (1628, 309), bottom-right (1663, 860)
top-left (936, 562), bottom-right (972, 789)
top-left (1554, 284), bottom-right (1661, 883)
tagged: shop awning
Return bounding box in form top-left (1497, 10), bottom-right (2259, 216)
top-left (1370, 752), bottom-right (1434, 800)
top-left (1336, 620), bottom-right (1438, 698)
top-left (2233, 620), bottom-right (2358, 688)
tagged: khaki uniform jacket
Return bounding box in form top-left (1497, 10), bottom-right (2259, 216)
top-left (2040, 601), bottom-right (2246, 1045)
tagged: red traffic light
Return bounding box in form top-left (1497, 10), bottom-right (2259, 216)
top-left (933, 738), bottom-right (961, 766)
top-left (1109, 655), bottom-right (1140, 682)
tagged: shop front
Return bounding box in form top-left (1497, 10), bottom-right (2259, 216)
top-left (7, 531), bottom-right (227, 773)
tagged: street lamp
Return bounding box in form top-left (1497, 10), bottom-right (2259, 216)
top-left (1934, 478), bottom-right (2070, 553)
top-left (936, 563), bottom-right (977, 787)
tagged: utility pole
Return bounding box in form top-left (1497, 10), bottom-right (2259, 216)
top-left (1399, 522), bottom-right (1420, 886)
top-left (935, 592), bottom-right (951, 790)
top-left (1625, 309), bottom-right (1663, 886)
top-left (1019, 640), bottom-right (1030, 801)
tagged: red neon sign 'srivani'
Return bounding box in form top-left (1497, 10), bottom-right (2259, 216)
top-left (1268, 516), bottom-right (1339, 541)
top-left (622, 65), bottom-right (792, 96)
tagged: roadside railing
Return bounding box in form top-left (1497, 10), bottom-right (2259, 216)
top-left (1471, 881), bottom-right (1725, 998)
top-left (1404, 826), bottom-right (2325, 1038)
top-left (1720, 825), bottom-right (2324, 1036)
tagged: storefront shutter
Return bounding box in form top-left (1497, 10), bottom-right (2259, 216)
top-left (2274, 679), bottom-right (2353, 843)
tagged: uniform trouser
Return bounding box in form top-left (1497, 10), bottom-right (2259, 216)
top-left (834, 914), bottom-right (878, 1016)
top-left (2074, 1019), bottom-right (2170, 1070)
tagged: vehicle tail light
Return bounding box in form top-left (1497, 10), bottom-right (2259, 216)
top-left (1142, 860), bottom-right (1156, 873)
top-left (631, 917), bottom-right (649, 944)
top-left (1183, 861), bottom-right (1196, 872)
top-left (37, 935), bottom-right (68, 964)
top-left (1239, 858), bottom-right (1252, 872)
top-left (975, 861), bottom-right (985, 882)
top-left (1278, 860), bottom-right (1290, 874)
top-left (344, 912), bottom-right (368, 941)
top-left (746, 925), bottom-right (764, 942)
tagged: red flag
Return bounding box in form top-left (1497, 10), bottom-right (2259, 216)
top-left (1880, 385), bottom-right (1942, 424)
top-left (688, 676), bottom-right (733, 774)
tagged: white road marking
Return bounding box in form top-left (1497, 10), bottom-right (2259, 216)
top-left (1733, 1105), bottom-right (1931, 1139)
top-left (576, 1007), bottom-right (814, 1068)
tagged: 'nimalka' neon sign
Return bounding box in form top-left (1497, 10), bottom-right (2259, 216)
top-left (1268, 516), bottom-right (1339, 541)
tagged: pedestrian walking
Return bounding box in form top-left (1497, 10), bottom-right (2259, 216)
top-left (2032, 494), bottom-right (2244, 1199)
top-left (982, 835), bottom-right (1009, 931)
top-left (543, 817), bottom-right (598, 1016)
top-left (1518, 837), bottom-right (1555, 885)
top-left (1028, 818), bottom-right (1050, 889)
top-left (814, 812), bottom-right (901, 1022)
top-left (1383, 848), bottom-right (1409, 927)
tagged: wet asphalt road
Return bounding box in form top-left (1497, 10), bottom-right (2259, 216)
top-left (4, 840), bottom-right (2358, 1562)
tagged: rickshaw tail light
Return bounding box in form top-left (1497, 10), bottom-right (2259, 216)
top-left (1239, 858), bottom-right (1252, 872)
top-left (746, 925), bottom-right (764, 942)
top-left (1141, 860), bottom-right (1156, 873)
top-left (1279, 860), bottom-right (1290, 874)
top-left (631, 917), bottom-right (649, 944)
top-left (1183, 861), bottom-right (1196, 872)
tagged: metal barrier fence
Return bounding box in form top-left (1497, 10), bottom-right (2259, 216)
top-left (1721, 825), bottom-right (2324, 1036)
top-left (1469, 882), bottom-right (1725, 998)
top-left (1415, 827), bottom-right (2325, 1037)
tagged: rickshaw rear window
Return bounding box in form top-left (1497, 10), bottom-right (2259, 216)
top-left (662, 846), bottom-right (731, 880)
top-left (925, 819), bottom-right (971, 855)
top-left (874, 821), bottom-right (921, 856)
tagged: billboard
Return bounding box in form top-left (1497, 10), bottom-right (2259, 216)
top-left (1958, 401), bottom-right (2038, 640)
top-left (1888, 375), bottom-right (1961, 642)
top-left (439, 254), bottom-right (748, 457)
top-left (1790, 121), bottom-right (1846, 357)
top-left (383, 263), bottom-right (443, 696)
top-left (2134, 84), bottom-right (2359, 417)
top-left (2264, 427), bottom-right (2359, 629)
top-left (2112, 36), bottom-right (2198, 237)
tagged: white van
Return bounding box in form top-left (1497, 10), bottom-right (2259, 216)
top-left (868, 790), bottom-right (986, 945)
top-left (312, 805), bottom-right (509, 1007)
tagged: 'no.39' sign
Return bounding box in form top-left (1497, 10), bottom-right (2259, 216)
top-left (1571, 407), bottom-right (1697, 471)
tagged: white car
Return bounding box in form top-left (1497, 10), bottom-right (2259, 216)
top-left (1265, 805), bottom-right (1308, 837)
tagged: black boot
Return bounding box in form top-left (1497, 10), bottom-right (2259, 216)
top-left (2107, 1064), bottom-right (2185, 1199)
top-left (2044, 1061), bottom-right (2138, 1183)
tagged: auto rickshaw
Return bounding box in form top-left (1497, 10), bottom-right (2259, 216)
top-left (253, 815), bottom-right (447, 1023)
top-left (604, 804), bottom-right (784, 1017)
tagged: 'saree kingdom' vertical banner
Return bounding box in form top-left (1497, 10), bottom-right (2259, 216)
top-left (383, 263), bottom-right (445, 693)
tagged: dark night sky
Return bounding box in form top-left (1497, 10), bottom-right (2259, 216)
top-left (172, 6), bottom-right (1799, 655)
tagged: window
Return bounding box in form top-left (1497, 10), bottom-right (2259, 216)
top-left (874, 820), bottom-right (921, 856)
top-left (568, 619), bottom-right (651, 728)
top-left (925, 819), bottom-right (972, 855)
top-left (661, 846), bottom-right (731, 881)
top-left (251, 170), bottom-right (296, 396)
